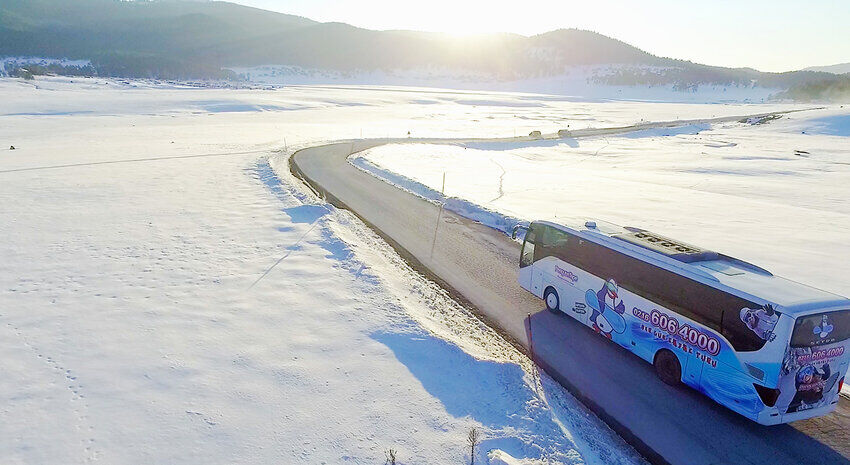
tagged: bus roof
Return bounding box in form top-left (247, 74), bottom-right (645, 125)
top-left (537, 220), bottom-right (849, 315)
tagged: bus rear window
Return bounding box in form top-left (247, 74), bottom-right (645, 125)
top-left (791, 310), bottom-right (850, 348)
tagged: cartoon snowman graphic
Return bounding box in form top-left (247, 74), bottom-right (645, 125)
top-left (585, 279), bottom-right (627, 339)
top-left (740, 304), bottom-right (780, 342)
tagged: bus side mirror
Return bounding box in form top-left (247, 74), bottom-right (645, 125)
top-left (512, 224), bottom-right (528, 240)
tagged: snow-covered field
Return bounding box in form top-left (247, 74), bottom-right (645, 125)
top-left (357, 106), bottom-right (850, 306)
top-left (0, 76), bottom-right (678, 465)
top-left (4, 75), bottom-right (844, 464)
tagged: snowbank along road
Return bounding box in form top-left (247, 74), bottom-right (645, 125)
top-left (289, 110), bottom-right (850, 465)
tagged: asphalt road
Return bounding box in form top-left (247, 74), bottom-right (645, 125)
top-left (289, 113), bottom-right (849, 465)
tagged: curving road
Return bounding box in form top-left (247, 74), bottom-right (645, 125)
top-left (289, 112), bottom-right (849, 465)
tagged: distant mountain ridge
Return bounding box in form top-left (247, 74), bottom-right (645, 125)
top-left (1, 0), bottom-right (849, 101)
top-left (804, 63), bottom-right (850, 75)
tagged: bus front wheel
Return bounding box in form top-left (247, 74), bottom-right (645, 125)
top-left (544, 287), bottom-right (560, 313)
top-left (653, 350), bottom-right (682, 386)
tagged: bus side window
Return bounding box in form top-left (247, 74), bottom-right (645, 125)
top-left (538, 226), bottom-right (570, 261)
top-left (574, 237), bottom-right (724, 332)
top-left (551, 231), bottom-right (572, 262)
top-left (563, 234), bottom-right (770, 352)
top-left (721, 307), bottom-right (769, 352)
top-left (533, 225), bottom-right (554, 262)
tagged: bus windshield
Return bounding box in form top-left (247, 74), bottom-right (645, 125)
top-left (790, 309), bottom-right (850, 348)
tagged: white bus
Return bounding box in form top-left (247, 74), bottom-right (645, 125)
top-left (514, 220), bottom-right (850, 425)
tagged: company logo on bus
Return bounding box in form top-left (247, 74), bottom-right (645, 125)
top-left (814, 314), bottom-right (834, 339)
top-left (554, 265), bottom-right (579, 283)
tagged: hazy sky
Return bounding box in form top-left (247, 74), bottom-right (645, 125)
top-left (230, 0), bottom-right (849, 72)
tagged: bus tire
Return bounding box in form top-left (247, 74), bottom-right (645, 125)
top-left (653, 350), bottom-right (682, 386)
top-left (544, 287), bottom-right (560, 313)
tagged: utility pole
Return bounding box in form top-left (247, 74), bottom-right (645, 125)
top-left (429, 172), bottom-right (446, 259)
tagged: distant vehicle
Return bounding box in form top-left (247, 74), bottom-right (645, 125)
top-left (557, 129), bottom-right (572, 137)
top-left (513, 219), bottom-right (850, 425)
top-left (528, 130), bottom-right (542, 138)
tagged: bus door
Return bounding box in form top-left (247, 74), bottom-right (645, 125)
top-left (518, 227), bottom-right (536, 292)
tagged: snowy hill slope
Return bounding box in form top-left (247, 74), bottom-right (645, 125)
top-left (805, 63), bottom-right (850, 75)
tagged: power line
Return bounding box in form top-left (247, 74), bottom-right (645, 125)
top-left (0, 148), bottom-right (273, 174)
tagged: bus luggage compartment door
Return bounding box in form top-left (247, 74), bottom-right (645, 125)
top-left (682, 353), bottom-right (703, 388)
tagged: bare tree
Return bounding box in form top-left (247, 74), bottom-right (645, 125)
top-left (467, 428), bottom-right (481, 465)
top-left (384, 448), bottom-right (397, 465)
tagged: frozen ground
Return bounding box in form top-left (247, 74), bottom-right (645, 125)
top-left (357, 106), bottom-right (850, 306)
top-left (0, 76), bottom-right (675, 465)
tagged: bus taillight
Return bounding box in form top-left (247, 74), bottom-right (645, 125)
top-left (753, 384), bottom-right (781, 407)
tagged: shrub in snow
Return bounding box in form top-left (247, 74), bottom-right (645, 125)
top-left (13, 68), bottom-right (34, 80)
top-left (384, 448), bottom-right (397, 465)
top-left (467, 427), bottom-right (481, 465)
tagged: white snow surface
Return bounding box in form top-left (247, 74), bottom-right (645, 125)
top-left (793, 113), bottom-right (850, 137)
top-left (489, 448), bottom-right (554, 465)
top-left (0, 76), bottom-right (659, 465)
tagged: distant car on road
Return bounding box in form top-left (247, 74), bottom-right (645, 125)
top-left (558, 129), bottom-right (572, 137)
top-left (513, 219), bottom-right (850, 425)
top-left (528, 130), bottom-right (542, 138)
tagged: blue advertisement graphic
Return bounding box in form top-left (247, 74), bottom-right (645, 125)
top-left (584, 280), bottom-right (626, 339)
top-left (580, 276), bottom-right (769, 419)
